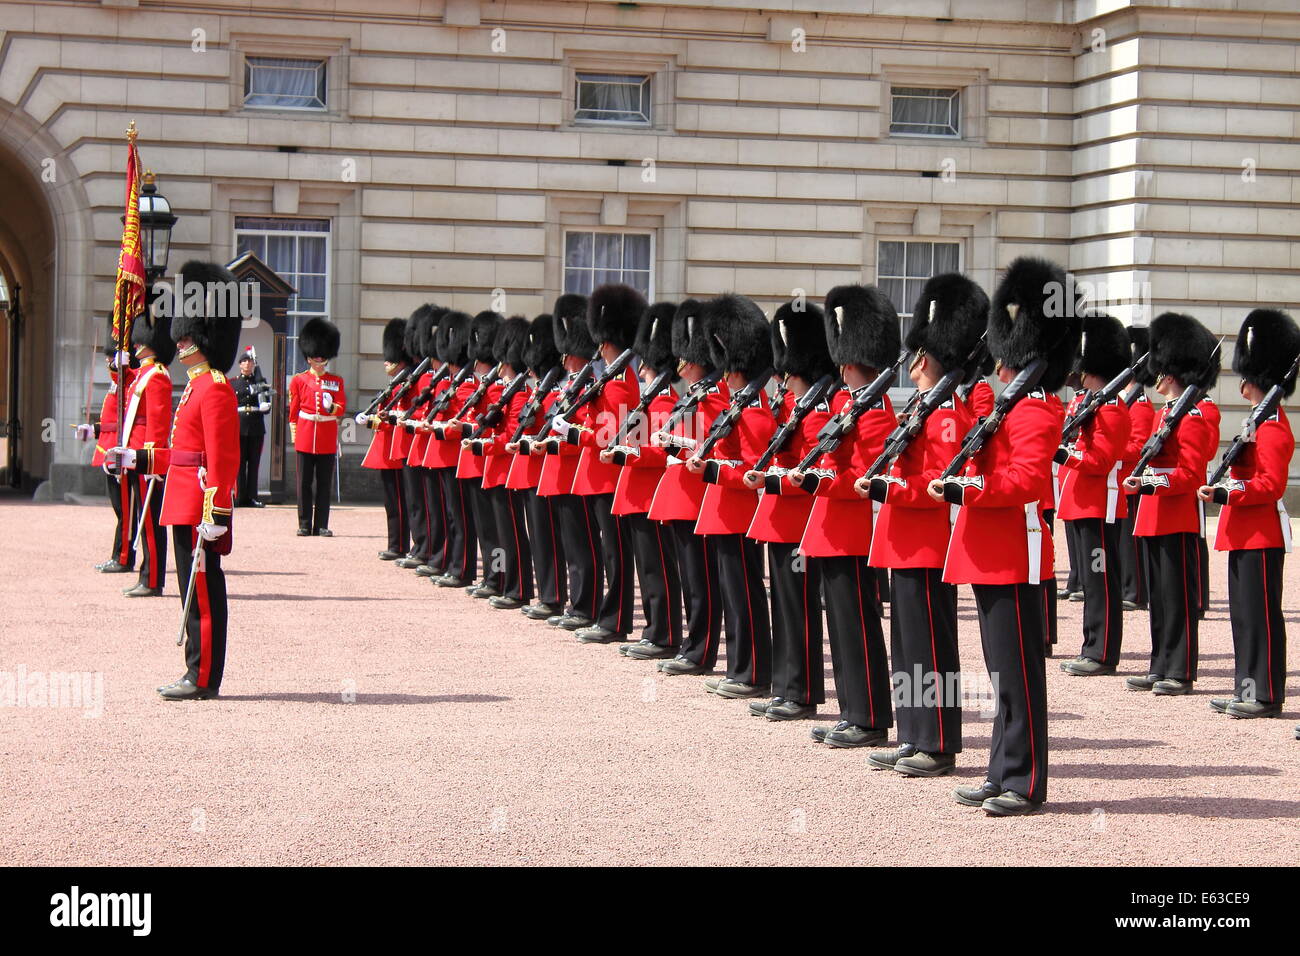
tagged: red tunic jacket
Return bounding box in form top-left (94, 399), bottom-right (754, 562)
top-left (746, 390), bottom-right (828, 544)
top-left (479, 388), bottom-right (527, 489)
top-left (361, 371), bottom-right (407, 470)
top-left (943, 391), bottom-right (1061, 585)
top-left (1215, 408), bottom-right (1293, 552)
top-left (647, 381), bottom-right (731, 522)
top-left (403, 372), bottom-right (437, 467)
top-left (454, 380), bottom-right (501, 481)
top-left (868, 393), bottom-right (970, 570)
top-left (506, 385), bottom-right (560, 491)
top-left (966, 380), bottom-right (995, 420)
top-left (121, 359), bottom-right (174, 457)
top-left (611, 387), bottom-right (677, 516)
top-left (797, 388), bottom-right (895, 559)
top-left (569, 367), bottom-right (640, 497)
top-left (694, 393), bottom-right (775, 536)
top-left (537, 372), bottom-right (584, 497)
top-left (92, 370), bottom-right (128, 468)
top-left (423, 376), bottom-right (478, 470)
top-left (1133, 397), bottom-right (1220, 538)
top-left (1057, 397), bottom-right (1131, 523)
top-left (1119, 393), bottom-right (1155, 483)
top-left (289, 369), bottom-right (346, 455)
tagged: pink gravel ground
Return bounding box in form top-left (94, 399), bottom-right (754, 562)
top-left (1, 497), bottom-right (1297, 866)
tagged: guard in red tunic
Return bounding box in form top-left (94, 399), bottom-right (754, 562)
top-left (360, 318), bottom-right (412, 560)
top-left (537, 295), bottom-right (602, 630)
top-left (289, 318), bottom-right (346, 536)
top-left (1118, 325), bottom-right (1155, 610)
top-left (112, 260), bottom-right (241, 701)
top-left (1201, 308), bottom-right (1298, 719)
top-left (563, 285), bottom-right (642, 644)
top-left (1057, 314), bottom-right (1133, 675)
top-left (80, 328), bottom-right (137, 574)
top-left (510, 314), bottom-right (568, 621)
top-left (865, 273), bottom-right (986, 775)
top-left (1057, 385), bottom-right (1088, 602)
top-left (425, 311), bottom-right (480, 588)
top-left (119, 305), bottom-right (176, 597)
top-left (605, 301), bottom-right (683, 659)
top-left (744, 300), bottom-right (834, 720)
top-left (1122, 312), bottom-right (1220, 696)
top-left (392, 307), bottom-right (440, 569)
top-left (936, 256), bottom-right (1079, 815)
top-left (793, 285), bottom-right (899, 747)
top-left (651, 301), bottom-right (727, 675)
top-left (687, 295), bottom-right (775, 698)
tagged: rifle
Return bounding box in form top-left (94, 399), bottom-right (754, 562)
top-left (1057, 351), bottom-right (1149, 451)
top-left (465, 370), bottom-right (531, 447)
top-left (864, 338), bottom-right (990, 497)
top-left (507, 366), bottom-right (564, 445)
top-left (362, 355), bottom-right (429, 418)
top-left (795, 349), bottom-right (910, 472)
top-left (439, 362), bottom-right (502, 431)
top-left (396, 363), bottom-right (454, 428)
top-left (692, 369), bottom-right (774, 463)
top-left (751, 373), bottom-right (838, 476)
top-left (607, 367), bottom-right (680, 466)
top-left (518, 364), bottom-right (595, 455)
top-left (1128, 338), bottom-right (1225, 487)
top-left (938, 357), bottom-right (1048, 494)
top-left (1206, 353), bottom-right (1300, 496)
top-left (650, 369), bottom-right (725, 455)
top-left (552, 347), bottom-right (637, 443)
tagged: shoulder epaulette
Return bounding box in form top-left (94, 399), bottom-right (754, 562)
top-left (210, 369), bottom-right (227, 385)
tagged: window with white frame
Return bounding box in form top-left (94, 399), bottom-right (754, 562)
top-left (878, 239), bottom-right (962, 385)
top-left (564, 232), bottom-right (652, 298)
top-left (574, 73), bottom-right (652, 126)
top-left (244, 56), bottom-right (327, 111)
top-left (890, 86), bottom-right (961, 138)
top-left (234, 217), bottom-right (331, 376)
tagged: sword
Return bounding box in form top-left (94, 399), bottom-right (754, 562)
top-left (132, 475), bottom-right (157, 545)
top-left (178, 530), bottom-right (203, 647)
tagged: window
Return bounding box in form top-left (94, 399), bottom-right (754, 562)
top-left (890, 86), bottom-right (961, 138)
top-left (878, 240), bottom-right (961, 385)
top-left (564, 232), bottom-right (652, 298)
top-left (574, 73), bottom-right (652, 126)
top-left (244, 56), bottom-right (327, 111)
top-left (235, 217), bottom-right (331, 376)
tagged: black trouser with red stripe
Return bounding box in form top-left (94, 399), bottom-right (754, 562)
top-left (172, 526), bottom-right (228, 691)
top-left (1042, 509), bottom-right (1058, 649)
top-left (1143, 531), bottom-right (1201, 681)
top-left (238, 433), bottom-right (263, 504)
top-left (670, 520), bottom-right (722, 667)
top-left (1228, 548), bottom-right (1287, 705)
top-left (403, 465), bottom-right (429, 561)
top-left (132, 474), bottom-right (167, 590)
top-left (467, 480), bottom-right (498, 588)
top-left (768, 541), bottom-right (824, 706)
top-left (525, 489), bottom-right (566, 609)
top-left (379, 469), bottom-right (409, 556)
top-left (1198, 534), bottom-right (1211, 615)
top-left (107, 472), bottom-right (135, 568)
top-left (1067, 517), bottom-right (1124, 666)
top-left (555, 493), bottom-right (600, 621)
top-left (440, 470), bottom-right (476, 582)
top-left (296, 451), bottom-right (334, 532)
top-left (1119, 493), bottom-right (1148, 607)
top-left (423, 467), bottom-right (449, 571)
top-left (1064, 516), bottom-right (1082, 594)
top-left (588, 493), bottom-right (633, 635)
top-left (820, 555), bottom-right (892, 730)
top-left (972, 582), bottom-right (1047, 803)
top-left (627, 512), bottom-right (681, 647)
top-left (715, 533), bottom-right (771, 686)
top-left (891, 567), bottom-right (961, 754)
top-left (489, 485), bottom-right (533, 603)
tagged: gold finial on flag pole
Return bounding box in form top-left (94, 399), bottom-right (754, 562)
top-left (126, 120), bottom-right (138, 144)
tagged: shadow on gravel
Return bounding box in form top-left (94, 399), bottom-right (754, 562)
top-left (228, 593), bottom-right (422, 601)
top-left (218, 692), bottom-right (510, 704)
top-left (1048, 796), bottom-right (1300, 818)
top-left (1050, 763), bottom-right (1282, 779)
top-left (225, 570), bottom-right (306, 576)
top-left (961, 736), bottom-right (1166, 751)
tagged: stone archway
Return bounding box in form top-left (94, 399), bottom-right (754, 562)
top-left (0, 98), bottom-right (94, 492)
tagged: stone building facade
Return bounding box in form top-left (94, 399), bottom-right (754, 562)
top-left (0, 0), bottom-right (1296, 494)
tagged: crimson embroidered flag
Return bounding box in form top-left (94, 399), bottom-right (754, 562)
top-left (111, 126), bottom-right (146, 356)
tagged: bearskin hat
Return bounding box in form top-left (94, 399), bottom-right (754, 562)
top-left (171, 260), bottom-right (242, 372)
top-left (1233, 308), bottom-right (1300, 398)
top-left (1149, 312), bottom-right (1220, 391)
top-left (702, 294), bottom-right (772, 381)
top-left (905, 273), bottom-right (988, 374)
top-left (1077, 313), bottom-right (1130, 382)
top-left (989, 256), bottom-right (1081, 393)
top-left (772, 300), bottom-right (834, 383)
top-left (634, 301), bottom-right (680, 379)
top-left (588, 283), bottom-right (646, 352)
top-left (383, 318), bottom-right (410, 366)
top-left (552, 293), bottom-right (596, 359)
top-left (437, 310), bottom-right (472, 366)
top-left (672, 298), bottom-right (713, 371)
top-left (469, 310), bottom-right (502, 365)
top-left (298, 317), bottom-right (340, 363)
top-left (524, 313), bottom-right (562, 377)
top-left (130, 304), bottom-right (177, 366)
top-left (823, 284), bottom-right (901, 371)
top-left (1127, 325), bottom-right (1155, 386)
top-left (493, 316), bottom-right (531, 371)
top-left (406, 304), bottom-right (439, 362)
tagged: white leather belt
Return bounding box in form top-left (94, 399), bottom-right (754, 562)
top-left (1279, 500), bottom-right (1293, 553)
top-left (1105, 461), bottom-right (1120, 524)
top-left (1150, 466), bottom-right (1176, 475)
top-left (1025, 501), bottom-right (1042, 583)
top-left (299, 412), bottom-right (335, 422)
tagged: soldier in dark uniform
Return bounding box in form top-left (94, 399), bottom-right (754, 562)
top-left (232, 346), bottom-right (270, 507)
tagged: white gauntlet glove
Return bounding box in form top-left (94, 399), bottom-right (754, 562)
top-left (197, 523), bottom-right (227, 542)
top-left (321, 392), bottom-right (334, 412)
